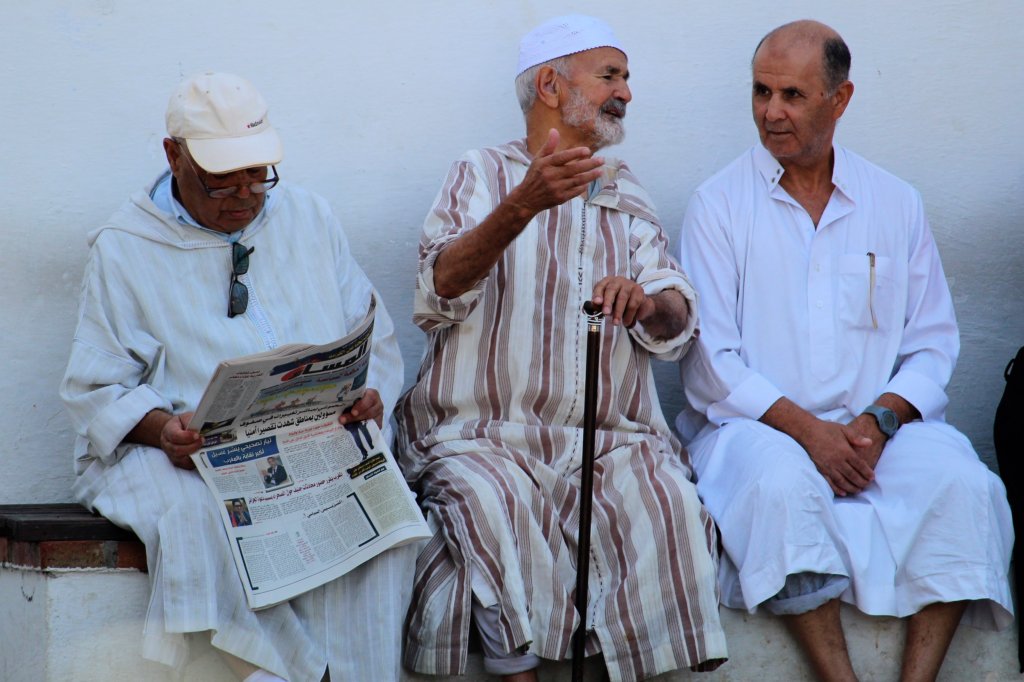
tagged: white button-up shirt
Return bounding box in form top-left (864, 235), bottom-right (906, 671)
top-left (677, 143), bottom-right (959, 440)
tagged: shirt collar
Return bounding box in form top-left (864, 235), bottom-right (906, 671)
top-left (754, 143), bottom-right (786, 189)
top-left (754, 142), bottom-right (855, 203)
top-left (829, 144), bottom-right (853, 200)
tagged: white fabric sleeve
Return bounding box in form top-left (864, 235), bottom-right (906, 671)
top-left (882, 190), bottom-right (958, 420)
top-left (60, 252), bottom-right (174, 464)
top-left (678, 192), bottom-right (784, 424)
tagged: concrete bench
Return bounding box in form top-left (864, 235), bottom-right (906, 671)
top-left (0, 503), bottom-right (1018, 681)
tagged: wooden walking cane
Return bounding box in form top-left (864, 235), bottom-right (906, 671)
top-left (572, 301), bottom-right (604, 682)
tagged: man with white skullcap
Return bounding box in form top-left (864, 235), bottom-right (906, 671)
top-left (61, 72), bottom-right (415, 682)
top-left (397, 16), bottom-right (728, 681)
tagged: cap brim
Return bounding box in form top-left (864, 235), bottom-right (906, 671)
top-left (186, 126), bottom-right (283, 174)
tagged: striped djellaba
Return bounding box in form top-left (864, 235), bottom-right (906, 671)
top-left (396, 140), bottom-right (728, 682)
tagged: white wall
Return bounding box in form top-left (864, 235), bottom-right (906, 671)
top-left (2, 1), bottom-right (1021, 503)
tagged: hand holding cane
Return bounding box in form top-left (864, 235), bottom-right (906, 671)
top-left (572, 300), bottom-right (604, 682)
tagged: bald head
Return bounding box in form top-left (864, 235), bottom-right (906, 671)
top-left (754, 20), bottom-right (851, 94)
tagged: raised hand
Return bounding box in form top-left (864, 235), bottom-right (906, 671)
top-left (432, 128), bottom-right (606, 299)
top-left (505, 128), bottom-right (605, 218)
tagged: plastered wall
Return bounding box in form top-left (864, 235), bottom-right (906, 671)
top-left (2, 1), bottom-right (1021, 503)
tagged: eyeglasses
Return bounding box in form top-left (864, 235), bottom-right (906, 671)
top-left (177, 142), bottom-right (279, 199)
top-left (229, 242), bottom-right (255, 318)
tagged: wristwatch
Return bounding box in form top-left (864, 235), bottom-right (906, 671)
top-left (863, 404), bottom-right (900, 438)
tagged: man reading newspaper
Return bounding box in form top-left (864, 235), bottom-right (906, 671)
top-left (60, 72), bottom-right (416, 682)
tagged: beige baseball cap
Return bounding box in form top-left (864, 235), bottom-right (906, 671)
top-left (166, 72), bottom-right (283, 174)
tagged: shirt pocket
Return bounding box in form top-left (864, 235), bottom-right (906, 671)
top-left (838, 253), bottom-right (895, 331)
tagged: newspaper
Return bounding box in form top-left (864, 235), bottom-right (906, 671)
top-left (186, 297), bottom-right (429, 610)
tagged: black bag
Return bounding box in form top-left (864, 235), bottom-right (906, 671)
top-left (994, 345), bottom-right (1023, 672)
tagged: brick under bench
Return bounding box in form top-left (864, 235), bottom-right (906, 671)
top-left (0, 503), bottom-right (1017, 681)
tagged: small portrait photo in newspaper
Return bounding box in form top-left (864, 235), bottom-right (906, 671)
top-left (226, 498), bottom-right (253, 528)
top-left (260, 455), bottom-right (292, 491)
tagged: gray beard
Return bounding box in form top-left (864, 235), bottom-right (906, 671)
top-left (563, 88), bottom-right (625, 149)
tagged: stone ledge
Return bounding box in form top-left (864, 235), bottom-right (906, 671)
top-left (1, 565), bottom-right (1014, 682)
top-left (0, 504), bottom-right (145, 571)
top-left (0, 504), bottom-right (1017, 681)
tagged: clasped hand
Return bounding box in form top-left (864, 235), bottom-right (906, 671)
top-left (801, 415), bottom-right (887, 496)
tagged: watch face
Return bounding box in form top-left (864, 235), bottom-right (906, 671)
top-left (866, 405), bottom-right (899, 436)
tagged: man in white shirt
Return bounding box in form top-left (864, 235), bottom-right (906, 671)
top-left (61, 72), bottom-right (414, 682)
top-left (677, 20), bottom-right (1014, 681)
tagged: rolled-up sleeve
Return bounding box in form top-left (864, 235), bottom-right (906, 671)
top-left (413, 158), bottom-right (494, 332)
top-left (627, 216), bottom-right (700, 360)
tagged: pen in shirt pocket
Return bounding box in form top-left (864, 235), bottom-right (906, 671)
top-left (867, 252), bottom-right (878, 329)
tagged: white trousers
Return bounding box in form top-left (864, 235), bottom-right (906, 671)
top-left (688, 420), bottom-right (1014, 630)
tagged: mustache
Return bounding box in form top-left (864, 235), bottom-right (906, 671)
top-left (601, 98), bottom-right (627, 117)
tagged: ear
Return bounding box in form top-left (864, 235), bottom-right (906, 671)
top-left (831, 80), bottom-right (854, 121)
top-left (163, 137), bottom-right (183, 172)
top-left (535, 65), bottom-right (562, 109)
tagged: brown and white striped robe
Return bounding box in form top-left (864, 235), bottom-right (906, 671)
top-left (396, 140), bottom-right (727, 681)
